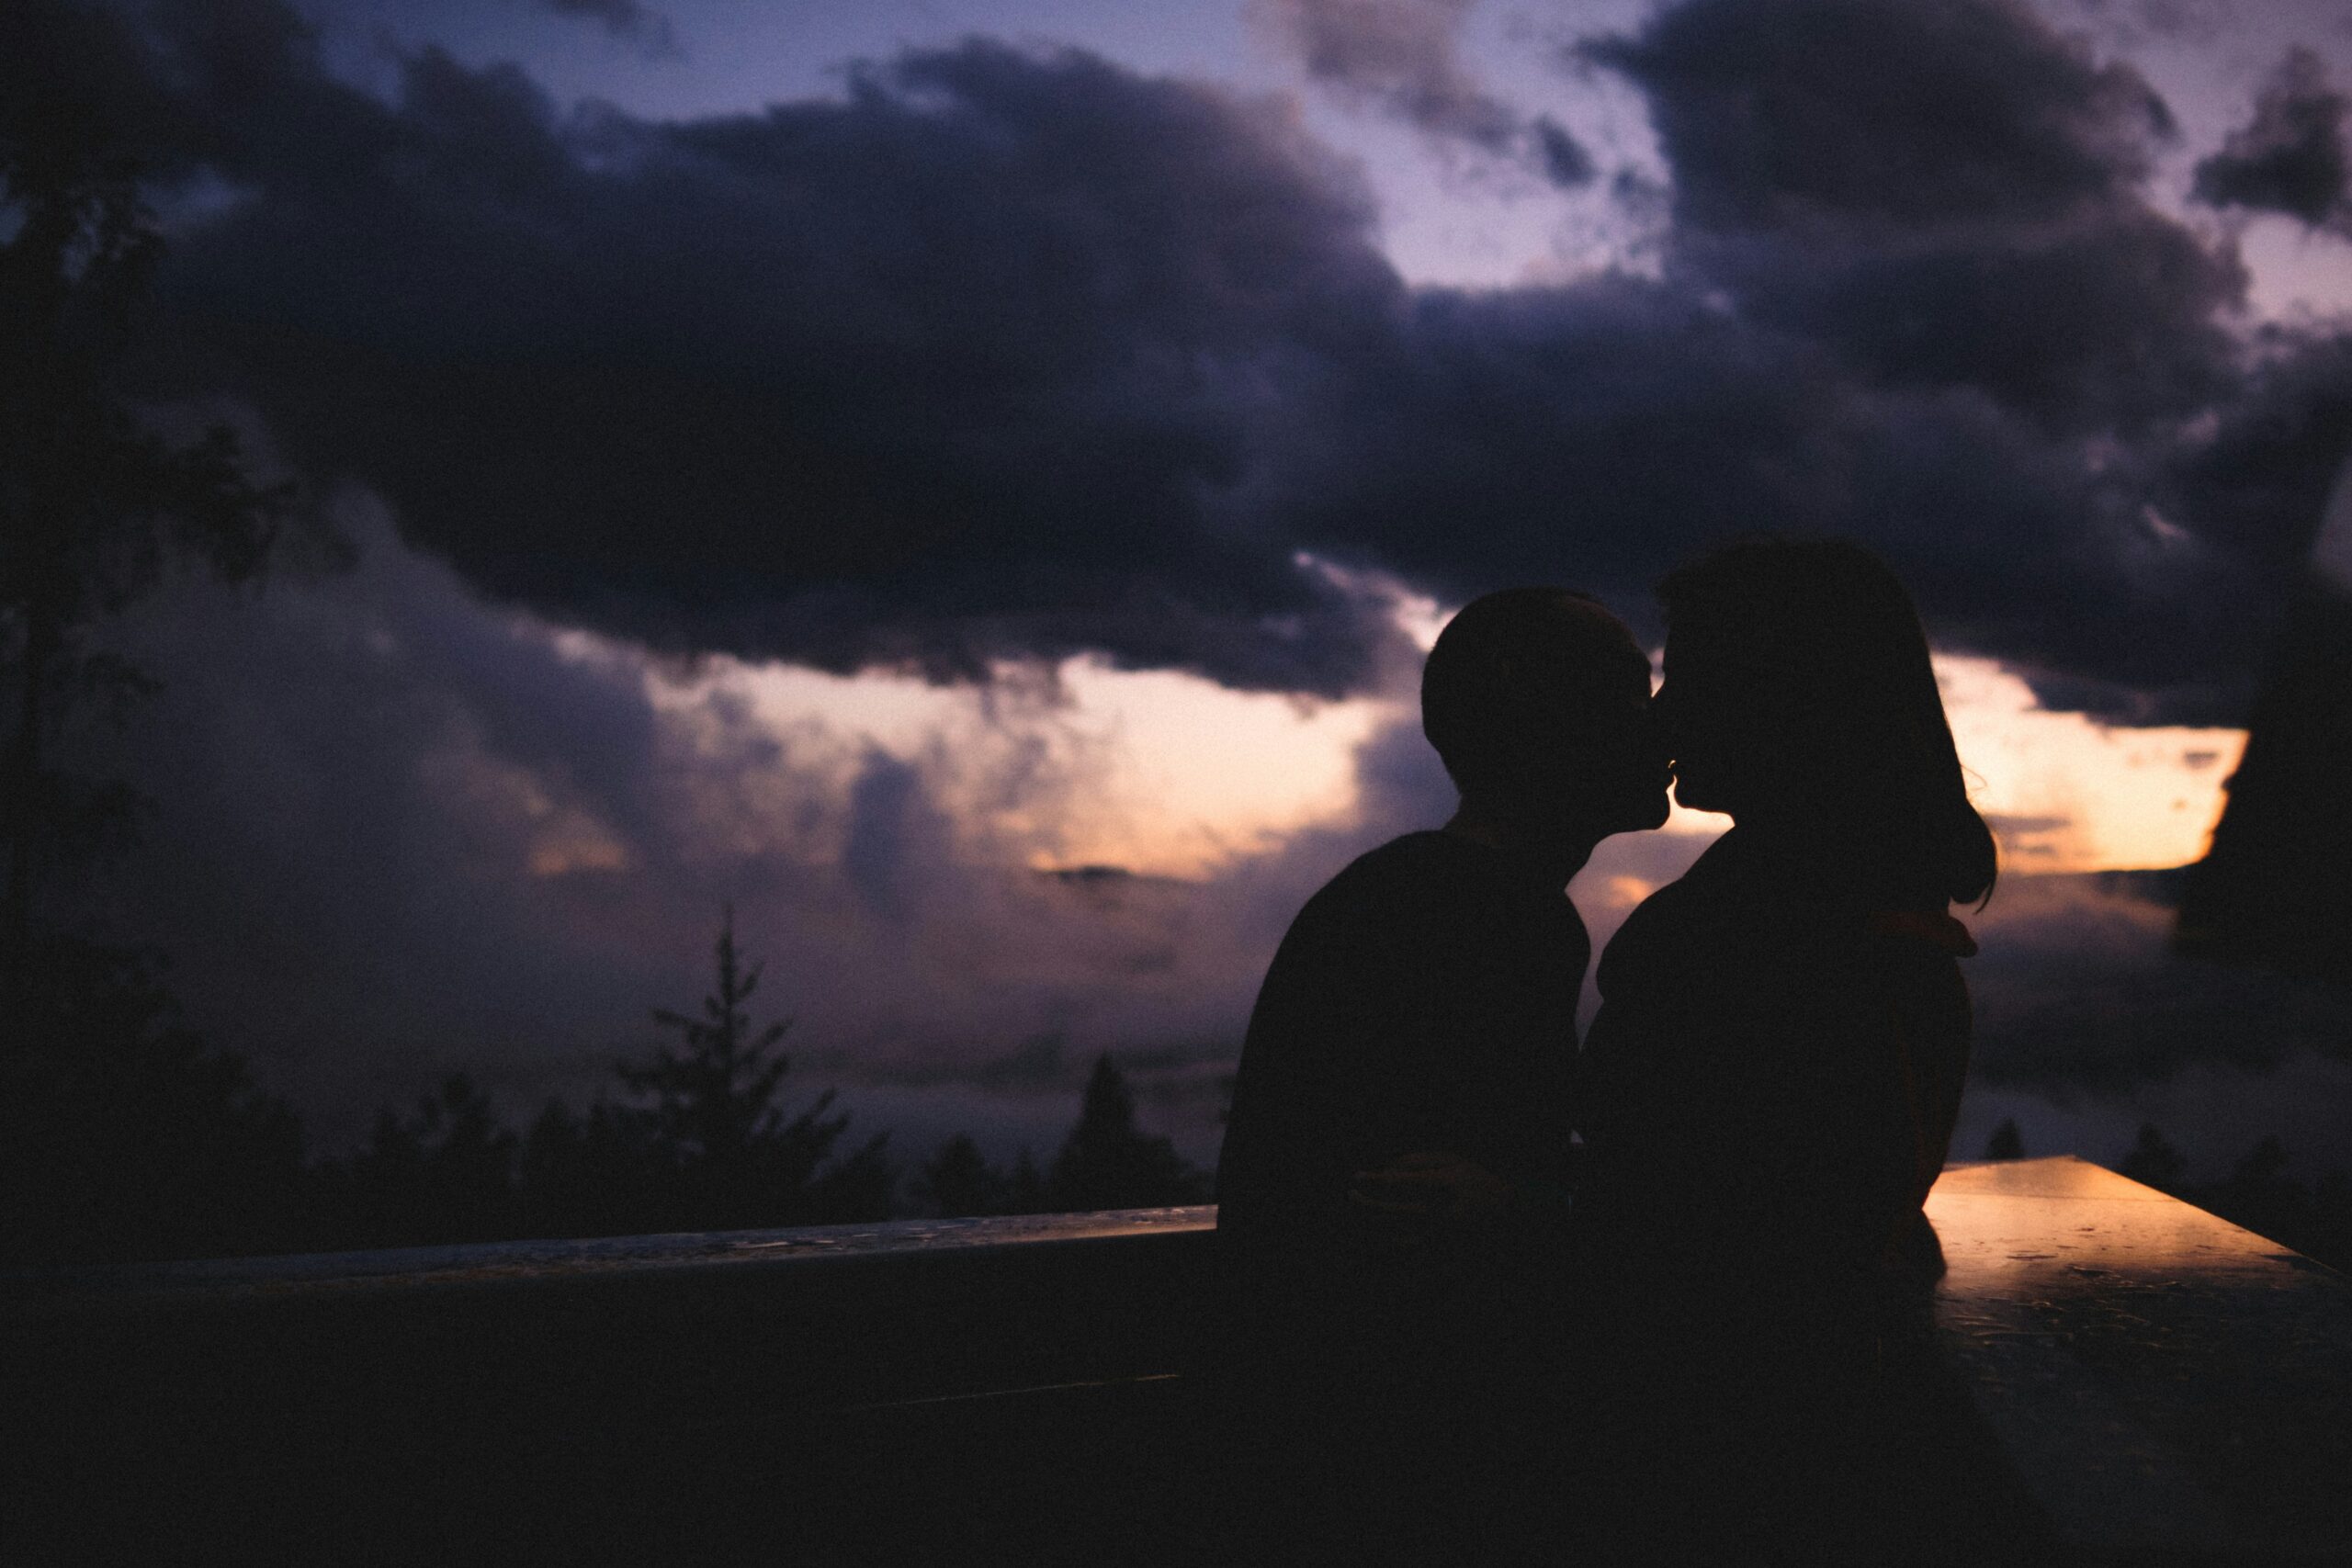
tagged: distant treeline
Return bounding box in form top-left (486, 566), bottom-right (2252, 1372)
top-left (0, 93), bottom-right (1215, 1268)
top-left (12, 928), bottom-right (2352, 1270)
top-left (0, 917), bottom-right (1208, 1267)
top-left (1980, 1117), bottom-right (2352, 1273)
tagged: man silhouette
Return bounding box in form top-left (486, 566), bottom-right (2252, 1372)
top-left (1215, 587), bottom-right (1668, 1385)
top-left (1208, 589), bottom-right (1665, 1560)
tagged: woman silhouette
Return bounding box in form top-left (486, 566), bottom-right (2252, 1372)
top-left (1352, 542), bottom-right (2001, 1555)
top-left (1576, 538), bottom-right (1993, 1328)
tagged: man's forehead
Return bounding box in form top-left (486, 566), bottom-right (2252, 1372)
top-left (1549, 594), bottom-right (1633, 635)
top-left (1521, 630), bottom-right (1653, 701)
top-left (1429, 591), bottom-right (1645, 694)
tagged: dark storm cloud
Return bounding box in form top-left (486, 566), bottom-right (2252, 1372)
top-left (2194, 48), bottom-right (2352, 233)
top-left (539, 0), bottom-right (675, 53)
top-left (1257, 0), bottom-right (1598, 187)
top-left (842, 750), bottom-right (950, 922)
top-left (1531, 116), bottom-right (1597, 188)
top-left (73, 519), bottom-right (2352, 1165)
top-left (28, 0), bottom-right (2352, 726)
top-left (1584, 0), bottom-right (2237, 431)
top-left (61, 510), bottom-right (711, 1132)
top-left (1585, 0), bottom-right (2174, 233)
top-left (1553, 0), bottom-right (2346, 718)
top-left (1964, 873), bottom-right (2352, 1095)
top-left (63, 510), bottom-right (1291, 1147)
top-left (93, 3), bottom-right (1414, 695)
top-left (1276, 274), bottom-right (2278, 722)
top-left (1258, 0), bottom-right (1518, 151)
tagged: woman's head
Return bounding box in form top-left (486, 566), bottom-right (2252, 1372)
top-left (1654, 539), bottom-right (1996, 907)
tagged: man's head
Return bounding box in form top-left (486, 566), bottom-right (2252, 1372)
top-left (1421, 588), bottom-right (1668, 846)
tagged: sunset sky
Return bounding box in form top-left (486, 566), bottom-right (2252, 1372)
top-left (24, 0), bottom-right (2352, 1175)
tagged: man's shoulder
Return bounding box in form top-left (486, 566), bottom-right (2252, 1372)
top-left (1268, 833), bottom-right (1464, 957)
top-left (1300, 831), bottom-right (1502, 919)
top-left (1334, 829), bottom-right (1469, 883)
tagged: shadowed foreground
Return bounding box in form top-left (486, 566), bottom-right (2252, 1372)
top-left (4, 1159), bottom-right (2347, 1563)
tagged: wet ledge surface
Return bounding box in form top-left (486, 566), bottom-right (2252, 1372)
top-left (1928, 1156), bottom-right (2352, 1560)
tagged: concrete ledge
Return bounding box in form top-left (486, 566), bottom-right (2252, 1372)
top-left (1928, 1157), bottom-right (2352, 1562)
top-left (6, 1163), bottom-right (2348, 1562)
top-left (2, 1204), bottom-right (1218, 1316)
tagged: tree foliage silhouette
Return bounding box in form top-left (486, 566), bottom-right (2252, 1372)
top-left (918, 1133), bottom-right (1009, 1217)
top-left (516, 1097), bottom-right (665, 1240)
top-left (1007, 1146), bottom-right (1051, 1213)
top-left (2116, 1124), bottom-right (2352, 1271)
top-left (625, 906), bottom-right (808, 1169)
top-left (0, 935), bottom-right (307, 1264)
top-left (2214, 1134), bottom-right (2308, 1244)
top-left (2119, 1123), bottom-right (2187, 1194)
top-left (1982, 1119), bottom-right (2026, 1162)
top-left (0, 68), bottom-right (311, 971)
top-left (330, 1074), bottom-right (519, 1248)
top-left (1048, 1054), bottom-right (1206, 1211)
top-left (911, 1131), bottom-right (1052, 1219)
top-left (0, 16), bottom-right (336, 1268)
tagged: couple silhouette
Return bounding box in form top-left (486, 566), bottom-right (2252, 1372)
top-left (1212, 538), bottom-right (1996, 1563)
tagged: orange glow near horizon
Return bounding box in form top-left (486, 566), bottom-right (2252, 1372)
top-left (1933, 655), bottom-right (2246, 873)
top-left (559, 626), bottom-right (2248, 883)
top-left (616, 642), bottom-right (1386, 877)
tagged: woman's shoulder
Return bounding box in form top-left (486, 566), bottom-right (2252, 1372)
top-left (1604, 834), bottom-right (1765, 946)
top-left (1593, 874), bottom-right (1719, 996)
top-left (1594, 831), bottom-right (1872, 992)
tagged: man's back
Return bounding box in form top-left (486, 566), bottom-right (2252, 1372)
top-left (1216, 830), bottom-right (1586, 1268)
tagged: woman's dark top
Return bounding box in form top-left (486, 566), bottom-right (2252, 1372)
top-left (1216, 831), bottom-right (1586, 1354)
top-left (1574, 827), bottom-right (1975, 1327)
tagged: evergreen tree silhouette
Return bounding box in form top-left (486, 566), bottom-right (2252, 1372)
top-left (334, 1074), bottom-right (518, 1247)
top-left (2153, 1134), bottom-right (2352, 1272)
top-left (617, 907), bottom-right (888, 1228)
top-left (1983, 1119), bottom-right (2026, 1161)
top-left (625, 906), bottom-right (809, 1171)
top-left (2308, 1169), bottom-right (2352, 1271)
top-left (801, 1129), bottom-right (898, 1224)
top-left (2119, 1123), bottom-right (2187, 1194)
top-left (1006, 1147), bottom-right (1051, 1214)
top-left (1047, 1055), bottom-right (1206, 1211)
top-left (919, 1133), bottom-right (1010, 1217)
top-left (2213, 1134), bottom-right (2311, 1247)
top-left (516, 1097), bottom-right (663, 1241)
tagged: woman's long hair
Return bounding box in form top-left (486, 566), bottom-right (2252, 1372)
top-left (1658, 538), bottom-right (1997, 908)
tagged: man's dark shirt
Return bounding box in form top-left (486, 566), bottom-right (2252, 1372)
top-left (1216, 831), bottom-right (1587, 1289)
